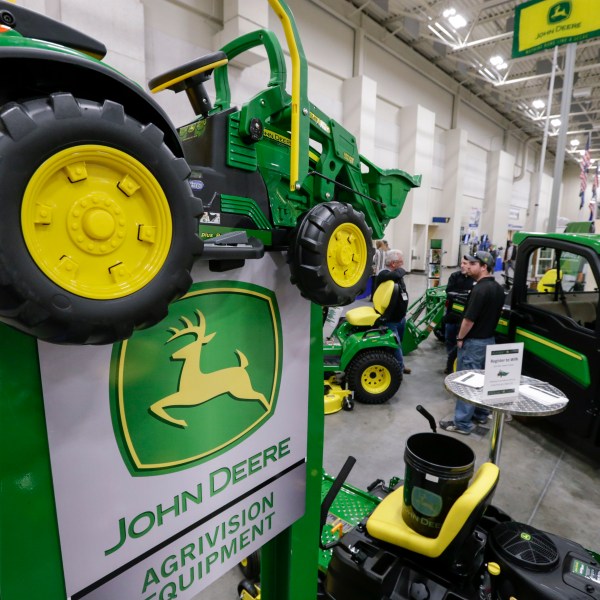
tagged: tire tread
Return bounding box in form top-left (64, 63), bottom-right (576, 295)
top-left (346, 349), bottom-right (402, 404)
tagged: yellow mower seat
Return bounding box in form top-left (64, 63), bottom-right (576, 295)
top-left (366, 461), bottom-right (499, 558)
top-left (537, 269), bottom-right (562, 292)
top-left (345, 280), bottom-right (397, 326)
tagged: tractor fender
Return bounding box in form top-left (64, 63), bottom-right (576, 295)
top-left (0, 46), bottom-right (183, 158)
top-left (340, 330), bottom-right (399, 371)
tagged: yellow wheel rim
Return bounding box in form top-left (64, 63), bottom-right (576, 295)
top-left (327, 222), bottom-right (367, 288)
top-left (360, 364), bottom-right (391, 394)
top-left (21, 145), bottom-right (172, 300)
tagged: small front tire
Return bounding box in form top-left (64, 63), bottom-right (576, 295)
top-left (288, 202), bottom-right (373, 306)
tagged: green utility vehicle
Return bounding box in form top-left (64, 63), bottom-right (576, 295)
top-left (497, 231), bottom-right (600, 451)
top-left (0, 0), bottom-right (420, 345)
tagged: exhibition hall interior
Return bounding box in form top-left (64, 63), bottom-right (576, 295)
top-left (0, 0), bottom-right (599, 599)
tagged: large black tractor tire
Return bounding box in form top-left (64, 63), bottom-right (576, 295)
top-left (0, 93), bottom-right (202, 344)
top-left (288, 202), bottom-right (374, 306)
top-left (346, 350), bottom-right (402, 404)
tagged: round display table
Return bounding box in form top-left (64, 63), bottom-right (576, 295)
top-left (444, 370), bottom-right (568, 464)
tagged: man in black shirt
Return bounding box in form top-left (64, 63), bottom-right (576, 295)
top-left (443, 257), bottom-right (475, 374)
top-left (440, 251), bottom-right (505, 434)
top-left (375, 249), bottom-right (411, 374)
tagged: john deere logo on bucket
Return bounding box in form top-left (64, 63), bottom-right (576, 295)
top-left (110, 281), bottom-right (282, 475)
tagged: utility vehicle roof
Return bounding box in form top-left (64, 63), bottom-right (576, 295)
top-left (514, 231), bottom-right (600, 255)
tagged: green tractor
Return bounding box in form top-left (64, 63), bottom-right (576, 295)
top-left (323, 283), bottom-right (447, 406)
top-left (0, 0), bottom-right (420, 345)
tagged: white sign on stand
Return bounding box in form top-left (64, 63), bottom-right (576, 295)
top-left (482, 343), bottom-right (524, 402)
top-left (40, 255), bottom-right (310, 600)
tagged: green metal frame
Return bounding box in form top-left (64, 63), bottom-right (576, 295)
top-left (0, 325), bottom-right (66, 598)
top-left (261, 303), bottom-right (324, 600)
top-left (318, 474), bottom-right (381, 572)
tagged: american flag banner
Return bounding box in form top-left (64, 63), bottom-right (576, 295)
top-left (591, 162), bottom-right (599, 222)
top-left (580, 134), bottom-right (591, 209)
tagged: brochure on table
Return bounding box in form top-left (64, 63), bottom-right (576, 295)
top-left (482, 343), bottom-right (524, 402)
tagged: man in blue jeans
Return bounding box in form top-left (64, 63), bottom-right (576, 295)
top-left (443, 257), bottom-right (474, 374)
top-left (440, 251), bottom-right (505, 434)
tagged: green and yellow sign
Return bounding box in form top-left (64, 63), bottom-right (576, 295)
top-left (513, 0), bottom-right (600, 57)
top-left (111, 280), bottom-right (282, 474)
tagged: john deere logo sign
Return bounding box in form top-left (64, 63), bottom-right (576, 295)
top-left (548, 1), bottom-right (570, 23)
top-left (513, 0), bottom-right (600, 58)
top-left (110, 281), bottom-right (282, 475)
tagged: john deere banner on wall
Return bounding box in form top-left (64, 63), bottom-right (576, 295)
top-left (39, 256), bottom-right (310, 599)
top-left (513, 0), bottom-right (600, 57)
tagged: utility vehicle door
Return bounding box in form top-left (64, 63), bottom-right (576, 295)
top-left (509, 235), bottom-right (600, 446)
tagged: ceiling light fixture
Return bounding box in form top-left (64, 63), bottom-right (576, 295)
top-left (532, 99), bottom-right (545, 109)
top-left (551, 118), bottom-right (561, 127)
top-left (448, 13), bottom-right (467, 28)
top-left (443, 8), bottom-right (456, 18)
top-left (570, 139), bottom-right (580, 147)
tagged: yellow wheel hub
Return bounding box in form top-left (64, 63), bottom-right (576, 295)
top-left (327, 222), bottom-right (367, 288)
top-left (22, 145), bottom-right (172, 300)
top-left (360, 365), bottom-right (391, 394)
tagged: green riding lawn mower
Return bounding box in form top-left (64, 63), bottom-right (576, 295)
top-left (0, 0), bottom-right (419, 346)
top-left (238, 407), bottom-right (600, 600)
top-left (323, 283), bottom-right (447, 410)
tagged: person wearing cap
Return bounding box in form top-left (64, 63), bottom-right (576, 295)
top-left (440, 251), bottom-right (505, 435)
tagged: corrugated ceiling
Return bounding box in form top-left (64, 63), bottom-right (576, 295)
top-left (343, 0), bottom-right (600, 164)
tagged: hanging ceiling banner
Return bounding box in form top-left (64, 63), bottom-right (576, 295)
top-left (512, 0), bottom-right (600, 58)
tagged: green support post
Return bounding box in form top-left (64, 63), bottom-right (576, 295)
top-left (0, 325), bottom-right (67, 599)
top-left (261, 302), bottom-right (325, 600)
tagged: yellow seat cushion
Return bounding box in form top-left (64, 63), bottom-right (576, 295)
top-left (345, 306), bottom-right (379, 326)
top-left (366, 462), bottom-right (499, 558)
top-left (538, 269), bottom-right (563, 292)
top-left (345, 280), bottom-right (395, 326)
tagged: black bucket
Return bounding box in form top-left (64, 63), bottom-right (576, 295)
top-left (402, 432), bottom-right (475, 538)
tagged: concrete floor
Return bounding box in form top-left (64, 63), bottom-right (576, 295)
top-left (196, 269), bottom-right (600, 599)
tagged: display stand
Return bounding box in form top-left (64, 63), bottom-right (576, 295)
top-left (427, 239), bottom-right (443, 288)
top-left (0, 256), bottom-right (324, 600)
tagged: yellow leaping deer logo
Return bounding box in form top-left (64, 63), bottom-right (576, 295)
top-left (150, 310), bottom-right (269, 428)
top-left (548, 1), bottom-right (571, 23)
